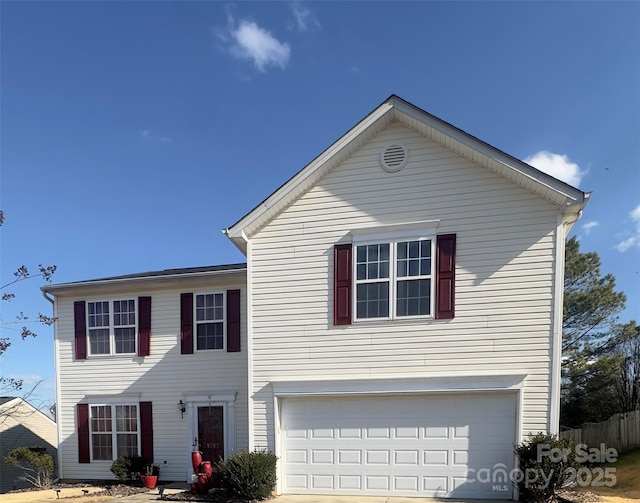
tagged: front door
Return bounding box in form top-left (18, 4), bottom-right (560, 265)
top-left (197, 405), bottom-right (224, 467)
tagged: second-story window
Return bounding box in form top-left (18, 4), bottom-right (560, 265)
top-left (195, 293), bottom-right (224, 350)
top-left (87, 300), bottom-right (137, 355)
top-left (355, 238), bottom-right (433, 320)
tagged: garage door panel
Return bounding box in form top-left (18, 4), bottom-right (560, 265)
top-left (281, 393), bottom-right (517, 498)
top-left (424, 450), bottom-right (448, 465)
top-left (395, 449), bottom-right (419, 465)
top-left (395, 475), bottom-right (419, 491)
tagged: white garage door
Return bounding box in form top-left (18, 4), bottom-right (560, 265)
top-left (281, 393), bottom-right (517, 498)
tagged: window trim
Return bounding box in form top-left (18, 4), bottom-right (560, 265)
top-left (88, 400), bottom-right (141, 462)
top-left (352, 230), bottom-right (436, 322)
top-left (86, 298), bottom-right (138, 357)
top-left (193, 290), bottom-right (226, 352)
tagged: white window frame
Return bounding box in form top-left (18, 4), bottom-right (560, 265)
top-left (86, 298), bottom-right (138, 356)
top-left (194, 291), bottom-right (226, 352)
top-left (352, 225), bottom-right (437, 322)
top-left (88, 398), bottom-right (141, 462)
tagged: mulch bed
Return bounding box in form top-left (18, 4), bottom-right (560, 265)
top-left (7, 482), bottom-right (150, 499)
top-left (159, 490), bottom-right (252, 502)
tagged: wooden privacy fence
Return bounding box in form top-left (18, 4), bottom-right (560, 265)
top-left (560, 410), bottom-right (640, 454)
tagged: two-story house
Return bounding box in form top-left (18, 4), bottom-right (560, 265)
top-left (43, 95), bottom-right (589, 499)
top-left (43, 265), bottom-right (247, 483)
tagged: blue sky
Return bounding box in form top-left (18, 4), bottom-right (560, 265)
top-left (1, 1), bottom-right (638, 411)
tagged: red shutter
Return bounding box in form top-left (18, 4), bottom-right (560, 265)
top-left (74, 301), bottom-right (87, 360)
top-left (226, 289), bottom-right (241, 352)
top-left (137, 296), bottom-right (151, 357)
top-left (435, 234), bottom-right (456, 320)
top-left (180, 293), bottom-right (193, 354)
top-left (334, 244), bottom-right (352, 325)
top-left (140, 401), bottom-right (153, 462)
top-left (77, 404), bottom-right (90, 463)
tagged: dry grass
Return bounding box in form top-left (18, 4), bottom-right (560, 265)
top-left (580, 449), bottom-right (640, 502)
top-left (0, 486), bottom-right (112, 502)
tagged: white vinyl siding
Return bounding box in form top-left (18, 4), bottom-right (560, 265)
top-left (53, 276), bottom-right (248, 481)
top-left (248, 121), bottom-right (561, 454)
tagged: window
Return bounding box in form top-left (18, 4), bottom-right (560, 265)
top-left (180, 290), bottom-right (240, 355)
top-left (195, 293), bottom-right (224, 350)
top-left (87, 300), bottom-right (136, 355)
top-left (334, 230), bottom-right (455, 325)
top-left (90, 404), bottom-right (139, 461)
top-left (355, 238), bottom-right (433, 320)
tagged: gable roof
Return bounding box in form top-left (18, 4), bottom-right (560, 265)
top-left (224, 94), bottom-right (589, 254)
top-left (43, 263), bottom-right (247, 296)
top-left (0, 397), bottom-right (57, 429)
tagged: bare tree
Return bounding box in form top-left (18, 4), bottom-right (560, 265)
top-left (0, 210), bottom-right (56, 394)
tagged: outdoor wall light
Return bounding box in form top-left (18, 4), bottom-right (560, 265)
top-left (178, 400), bottom-right (186, 418)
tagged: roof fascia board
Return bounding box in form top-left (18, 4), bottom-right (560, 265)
top-left (225, 101), bottom-right (395, 243)
top-left (391, 97), bottom-right (586, 206)
top-left (43, 267), bottom-right (247, 296)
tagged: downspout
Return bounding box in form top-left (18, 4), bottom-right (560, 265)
top-left (41, 290), bottom-right (63, 479)
top-left (549, 207), bottom-right (582, 434)
top-left (240, 230), bottom-right (254, 453)
top-left (42, 290), bottom-right (54, 305)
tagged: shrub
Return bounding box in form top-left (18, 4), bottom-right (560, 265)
top-left (514, 432), bottom-right (581, 502)
top-left (218, 450), bottom-right (277, 500)
top-left (110, 455), bottom-right (149, 481)
top-left (3, 447), bottom-right (55, 488)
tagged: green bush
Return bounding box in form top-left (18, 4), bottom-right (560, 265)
top-left (4, 447), bottom-right (55, 488)
top-left (109, 455), bottom-right (149, 481)
top-left (515, 433), bottom-right (581, 502)
top-left (218, 450), bottom-right (277, 500)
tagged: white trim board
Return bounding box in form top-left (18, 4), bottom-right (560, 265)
top-left (271, 374), bottom-right (526, 397)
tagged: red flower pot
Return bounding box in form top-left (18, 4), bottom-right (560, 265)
top-left (141, 475), bottom-right (158, 489)
top-left (191, 451), bottom-right (203, 472)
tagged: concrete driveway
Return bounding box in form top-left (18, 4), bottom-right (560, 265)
top-left (113, 484), bottom-right (505, 503)
top-left (270, 496), bottom-right (493, 503)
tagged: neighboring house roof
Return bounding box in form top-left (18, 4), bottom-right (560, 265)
top-left (224, 94), bottom-right (590, 254)
top-left (0, 397), bottom-right (57, 432)
top-left (0, 397), bottom-right (57, 493)
top-left (42, 263), bottom-right (247, 295)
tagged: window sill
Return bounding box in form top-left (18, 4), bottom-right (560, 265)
top-left (86, 353), bottom-right (138, 359)
top-left (352, 315), bottom-right (435, 325)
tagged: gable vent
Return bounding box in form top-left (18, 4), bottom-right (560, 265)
top-left (380, 143), bottom-right (408, 172)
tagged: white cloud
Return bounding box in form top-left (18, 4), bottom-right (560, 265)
top-left (227, 20), bottom-right (290, 72)
top-left (139, 130), bottom-right (171, 144)
top-left (615, 204), bottom-right (640, 252)
top-left (524, 151), bottom-right (585, 187)
top-left (582, 221), bottom-right (599, 234)
top-left (289, 3), bottom-right (321, 31)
